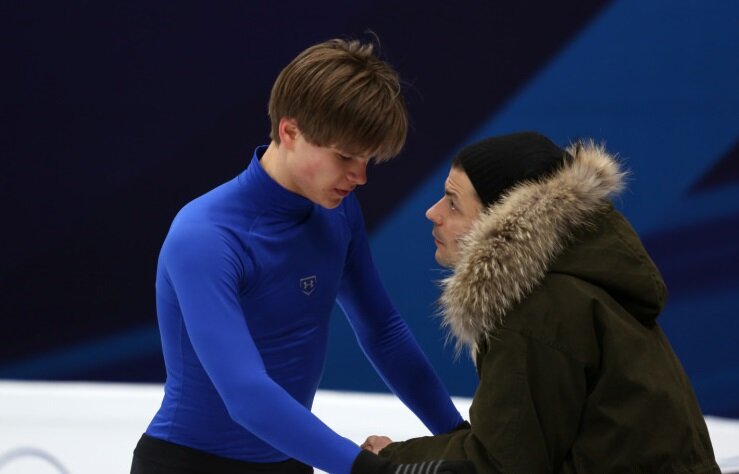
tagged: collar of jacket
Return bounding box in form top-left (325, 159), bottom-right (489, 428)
top-left (439, 141), bottom-right (626, 357)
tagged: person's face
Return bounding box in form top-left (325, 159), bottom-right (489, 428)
top-left (281, 120), bottom-right (371, 209)
top-left (425, 166), bottom-right (483, 267)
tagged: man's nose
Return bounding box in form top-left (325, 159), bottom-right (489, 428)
top-left (348, 160), bottom-right (368, 185)
top-left (426, 200), bottom-right (442, 224)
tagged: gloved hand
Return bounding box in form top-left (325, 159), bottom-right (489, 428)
top-left (351, 450), bottom-right (476, 474)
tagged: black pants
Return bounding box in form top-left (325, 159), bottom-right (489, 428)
top-left (131, 434), bottom-right (313, 474)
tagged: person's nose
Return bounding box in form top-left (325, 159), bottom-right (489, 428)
top-left (426, 199), bottom-right (443, 224)
top-left (348, 160), bottom-right (368, 186)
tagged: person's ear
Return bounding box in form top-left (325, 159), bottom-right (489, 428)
top-left (278, 118), bottom-right (300, 150)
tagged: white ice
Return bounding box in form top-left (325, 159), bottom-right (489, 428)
top-left (0, 381), bottom-right (737, 473)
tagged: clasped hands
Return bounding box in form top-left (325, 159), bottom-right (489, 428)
top-left (360, 435), bottom-right (393, 454)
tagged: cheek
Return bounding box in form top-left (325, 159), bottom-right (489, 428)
top-left (448, 222), bottom-right (465, 242)
top-left (295, 158), bottom-right (321, 183)
top-left (447, 219), bottom-right (474, 247)
top-left (458, 216), bottom-right (477, 235)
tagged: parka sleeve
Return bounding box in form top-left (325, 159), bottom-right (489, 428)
top-left (380, 324), bottom-right (589, 473)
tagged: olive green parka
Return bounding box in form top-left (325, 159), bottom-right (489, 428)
top-left (380, 142), bottom-right (719, 473)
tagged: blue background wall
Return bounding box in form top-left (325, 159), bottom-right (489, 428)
top-left (2, 1), bottom-right (738, 416)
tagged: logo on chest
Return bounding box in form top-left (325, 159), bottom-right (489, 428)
top-left (300, 275), bottom-right (317, 296)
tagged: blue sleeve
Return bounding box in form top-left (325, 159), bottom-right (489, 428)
top-left (336, 197), bottom-right (464, 435)
top-left (161, 224), bottom-right (361, 474)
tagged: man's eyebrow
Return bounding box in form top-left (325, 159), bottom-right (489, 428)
top-left (333, 148), bottom-right (372, 161)
top-left (444, 189), bottom-right (458, 198)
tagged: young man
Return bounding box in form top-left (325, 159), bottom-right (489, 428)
top-left (363, 132), bottom-right (720, 473)
top-left (131, 38), bottom-right (475, 474)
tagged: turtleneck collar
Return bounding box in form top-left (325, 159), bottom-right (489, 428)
top-left (239, 145), bottom-right (315, 219)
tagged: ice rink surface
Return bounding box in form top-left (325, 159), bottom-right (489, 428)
top-left (1, 381), bottom-right (737, 473)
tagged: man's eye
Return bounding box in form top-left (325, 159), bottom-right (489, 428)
top-left (339, 154), bottom-right (352, 161)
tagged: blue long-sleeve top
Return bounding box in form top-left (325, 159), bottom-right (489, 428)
top-left (146, 146), bottom-right (463, 474)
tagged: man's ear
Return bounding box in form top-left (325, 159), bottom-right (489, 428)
top-left (278, 118), bottom-right (299, 150)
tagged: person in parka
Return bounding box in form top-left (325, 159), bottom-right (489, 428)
top-left (361, 132), bottom-right (719, 473)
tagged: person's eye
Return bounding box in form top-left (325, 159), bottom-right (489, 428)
top-left (338, 154), bottom-right (352, 161)
top-left (449, 199), bottom-right (458, 212)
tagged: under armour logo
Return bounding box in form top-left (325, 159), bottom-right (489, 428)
top-left (300, 275), bottom-right (317, 296)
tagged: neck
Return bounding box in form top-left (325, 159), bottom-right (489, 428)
top-left (260, 141), bottom-right (298, 194)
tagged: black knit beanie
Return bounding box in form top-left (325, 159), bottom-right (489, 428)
top-left (453, 131), bottom-right (572, 207)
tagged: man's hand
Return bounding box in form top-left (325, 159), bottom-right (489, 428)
top-left (361, 435), bottom-right (393, 454)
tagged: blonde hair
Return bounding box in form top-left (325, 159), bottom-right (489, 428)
top-left (268, 38), bottom-right (408, 162)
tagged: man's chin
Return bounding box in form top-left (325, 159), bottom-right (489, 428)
top-left (434, 251), bottom-right (455, 269)
top-left (317, 196), bottom-right (343, 209)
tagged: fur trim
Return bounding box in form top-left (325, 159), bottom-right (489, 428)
top-left (439, 141), bottom-right (626, 356)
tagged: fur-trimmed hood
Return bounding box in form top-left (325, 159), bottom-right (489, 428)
top-left (439, 141), bottom-right (665, 355)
